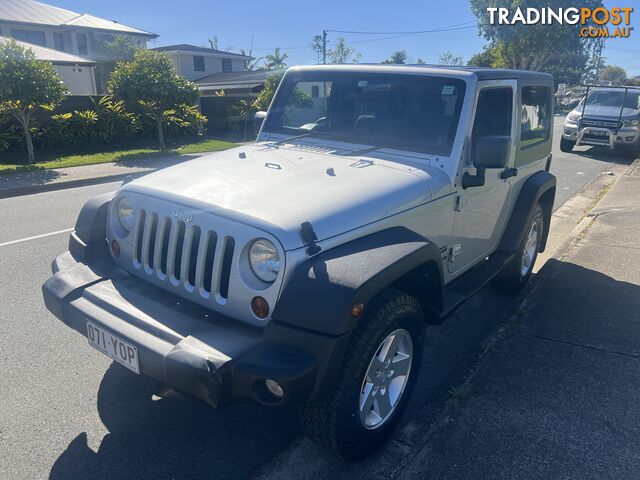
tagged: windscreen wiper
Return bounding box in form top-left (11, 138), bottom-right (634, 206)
top-left (344, 145), bottom-right (381, 156)
top-left (270, 132), bottom-right (314, 147)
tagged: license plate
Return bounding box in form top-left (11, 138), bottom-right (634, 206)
top-left (589, 130), bottom-right (608, 137)
top-left (86, 321), bottom-right (140, 374)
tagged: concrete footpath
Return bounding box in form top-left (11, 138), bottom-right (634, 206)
top-left (397, 161), bottom-right (640, 479)
top-left (0, 153), bottom-right (201, 199)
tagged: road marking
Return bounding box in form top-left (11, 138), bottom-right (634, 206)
top-left (0, 228), bottom-right (73, 248)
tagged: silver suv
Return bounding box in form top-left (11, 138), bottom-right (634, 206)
top-left (561, 86), bottom-right (640, 155)
top-left (43, 65), bottom-right (556, 460)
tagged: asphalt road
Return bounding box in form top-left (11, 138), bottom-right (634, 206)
top-left (0, 127), bottom-right (635, 480)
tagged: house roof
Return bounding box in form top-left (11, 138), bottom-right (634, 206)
top-left (0, 0), bottom-right (157, 37)
top-left (0, 35), bottom-right (95, 64)
top-left (152, 44), bottom-right (252, 59)
top-left (195, 70), bottom-right (269, 88)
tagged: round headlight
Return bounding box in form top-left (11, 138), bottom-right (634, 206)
top-left (249, 239), bottom-right (280, 283)
top-left (117, 196), bottom-right (135, 232)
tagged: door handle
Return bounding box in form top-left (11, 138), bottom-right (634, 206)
top-left (500, 167), bottom-right (518, 179)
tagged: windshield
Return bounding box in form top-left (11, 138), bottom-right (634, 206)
top-left (583, 90), bottom-right (640, 110)
top-left (264, 73), bottom-right (467, 156)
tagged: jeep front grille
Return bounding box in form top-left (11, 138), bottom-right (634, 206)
top-left (132, 209), bottom-right (235, 302)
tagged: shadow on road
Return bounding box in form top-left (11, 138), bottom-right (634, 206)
top-left (49, 363), bottom-right (299, 480)
top-left (48, 284), bottom-right (524, 480)
top-left (571, 145), bottom-right (637, 164)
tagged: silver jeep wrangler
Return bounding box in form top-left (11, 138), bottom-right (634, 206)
top-left (43, 65), bottom-right (556, 460)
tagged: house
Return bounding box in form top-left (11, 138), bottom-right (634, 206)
top-left (195, 70), bottom-right (269, 96)
top-left (0, 0), bottom-right (157, 60)
top-left (0, 35), bottom-right (97, 94)
top-left (152, 44), bottom-right (252, 81)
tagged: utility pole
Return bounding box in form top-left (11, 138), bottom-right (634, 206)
top-left (322, 29), bottom-right (327, 64)
top-left (594, 39), bottom-right (604, 85)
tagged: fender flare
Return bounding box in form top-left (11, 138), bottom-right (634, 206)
top-left (500, 171), bottom-right (556, 253)
top-left (272, 227), bottom-right (444, 336)
top-left (69, 192), bottom-right (113, 264)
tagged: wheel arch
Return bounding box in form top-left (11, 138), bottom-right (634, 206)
top-left (272, 227), bottom-right (445, 336)
top-left (500, 171), bottom-right (556, 253)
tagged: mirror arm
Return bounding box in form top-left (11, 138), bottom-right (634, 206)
top-left (461, 167), bottom-right (486, 189)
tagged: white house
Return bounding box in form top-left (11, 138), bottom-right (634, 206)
top-left (0, 0), bottom-right (157, 60)
top-left (0, 35), bottom-right (97, 94)
top-left (152, 44), bottom-right (252, 81)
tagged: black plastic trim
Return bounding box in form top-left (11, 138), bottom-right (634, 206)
top-left (499, 170), bottom-right (556, 253)
top-left (272, 227), bottom-right (444, 336)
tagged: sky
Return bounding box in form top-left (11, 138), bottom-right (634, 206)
top-left (45, 0), bottom-right (640, 76)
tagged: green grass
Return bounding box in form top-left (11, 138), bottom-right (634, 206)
top-left (0, 138), bottom-right (237, 175)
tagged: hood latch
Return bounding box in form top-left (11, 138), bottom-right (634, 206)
top-left (300, 222), bottom-right (321, 256)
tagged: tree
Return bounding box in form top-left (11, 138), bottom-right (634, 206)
top-left (415, 58), bottom-right (427, 65)
top-left (238, 48), bottom-right (263, 71)
top-left (328, 37), bottom-right (361, 64)
top-left (207, 36), bottom-right (233, 52)
top-left (439, 51), bottom-right (464, 66)
top-left (108, 50), bottom-right (199, 150)
top-left (382, 50), bottom-right (407, 64)
top-left (0, 39), bottom-right (67, 162)
top-left (468, 45), bottom-right (504, 67)
top-left (310, 35), bottom-right (324, 64)
top-left (93, 35), bottom-right (141, 93)
top-left (264, 47), bottom-right (288, 70)
top-left (470, 0), bottom-right (603, 82)
top-left (600, 65), bottom-right (628, 85)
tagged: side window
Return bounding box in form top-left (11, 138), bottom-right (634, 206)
top-left (471, 87), bottom-right (513, 157)
top-left (520, 86), bottom-right (551, 148)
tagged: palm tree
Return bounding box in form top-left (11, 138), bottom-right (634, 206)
top-left (264, 47), bottom-right (288, 70)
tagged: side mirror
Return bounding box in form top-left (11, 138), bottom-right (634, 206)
top-left (473, 135), bottom-right (511, 169)
top-left (462, 135), bottom-right (512, 189)
top-left (254, 111), bottom-right (267, 135)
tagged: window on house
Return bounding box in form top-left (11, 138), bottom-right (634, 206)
top-left (311, 85), bottom-right (320, 98)
top-left (10, 29), bottom-right (46, 46)
top-left (53, 33), bottom-right (65, 52)
top-left (76, 33), bottom-right (88, 55)
top-left (193, 56), bottom-right (205, 71)
top-left (222, 58), bottom-right (232, 73)
top-left (520, 86), bottom-right (551, 148)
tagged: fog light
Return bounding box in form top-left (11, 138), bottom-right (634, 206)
top-left (265, 379), bottom-right (284, 399)
top-left (626, 136), bottom-right (634, 142)
top-left (111, 239), bottom-right (120, 257)
top-left (251, 296), bottom-right (269, 318)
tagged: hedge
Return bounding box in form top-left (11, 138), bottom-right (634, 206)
top-left (0, 96), bottom-right (207, 154)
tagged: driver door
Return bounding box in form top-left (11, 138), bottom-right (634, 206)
top-left (448, 80), bottom-right (517, 274)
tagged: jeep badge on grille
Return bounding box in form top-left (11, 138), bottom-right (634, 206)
top-left (173, 209), bottom-right (193, 223)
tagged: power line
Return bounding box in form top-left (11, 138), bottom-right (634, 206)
top-left (325, 21), bottom-right (477, 35)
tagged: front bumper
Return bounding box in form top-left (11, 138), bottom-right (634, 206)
top-left (43, 249), bottom-right (350, 408)
top-left (562, 122), bottom-right (640, 148)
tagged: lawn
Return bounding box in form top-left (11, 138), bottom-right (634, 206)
top-left (0, 138), bottom-right (237, 175)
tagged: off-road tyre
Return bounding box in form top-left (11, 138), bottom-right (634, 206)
top-left (493, 204), bottom-right (544, 294)
top-left (300, 289), bottom-right (425, 461)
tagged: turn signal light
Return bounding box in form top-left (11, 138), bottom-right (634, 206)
top-left (111, 239), bottom-right (120, 257)
top-left (251, 296), bottom-right (269, 318)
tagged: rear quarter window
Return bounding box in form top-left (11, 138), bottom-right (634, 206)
top-left (520, 86), bottom-right (551, 149)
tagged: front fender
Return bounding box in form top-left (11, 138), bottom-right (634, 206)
top-left (272, 227), bottom-right (444, 336)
